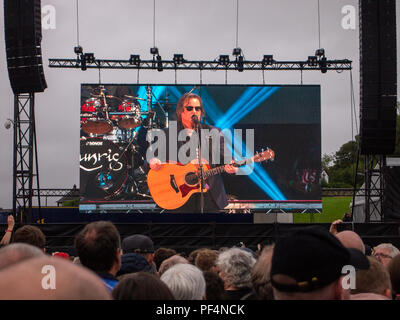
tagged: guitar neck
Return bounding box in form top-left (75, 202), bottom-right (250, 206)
top-left (201, 158), bottom-right (253, 178)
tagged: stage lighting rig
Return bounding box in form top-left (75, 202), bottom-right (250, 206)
top-left (262, 55), bottom-right (274, 68)
top-left (315, 48), bottom-right (325, 57)
top-left (156, 54), bottom-right (163, 71)
top-left (232, 48), bottom-right (244, 72)
top-left (315, 48), bottom-right (327, 73)
top-left (319, 57), bottom-right (327, 73)
top-left (74, 46), bottom-right (83, 55)
top-left (84, 53), bottom-right (95, 63)
top-left (307, 55), bottom-right (318, 67)
top-left (218, 55), bottom-right (230, 66)
top-left (79, 52), bottom-right (95, 71)
top-left (173, 54), bottom-right (184, 65)
top-left (150, 47), bottom-right (159, 55)
top-left (129, 54), bottom-right (141, 66)
top-left (236, 56), bottom-right (244, 72)
top-left (232, 47), bottom-right (242, 56)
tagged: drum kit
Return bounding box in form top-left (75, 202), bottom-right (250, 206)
top-left (80, 86), bottom-right (161, 201)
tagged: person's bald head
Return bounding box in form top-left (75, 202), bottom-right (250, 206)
top-left (336, 231), bottom-right (365, 254)
top-left (0, 256), bottom-right (111, 300)
top-left (0, 243), bottom-right (45, 270)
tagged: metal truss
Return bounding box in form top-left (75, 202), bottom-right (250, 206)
top-left (362, 155), bottom-right (386, 222)
top-left (13, 94), bottom-right (41, 223)
top-left (18, 188), bottom-right (80, 197)
top-left (49, 58), bottom-right (352, 72)
top-left (17, 188), bottom-right (80, 206)
top-left (352, 154), bottom-right (386, 222)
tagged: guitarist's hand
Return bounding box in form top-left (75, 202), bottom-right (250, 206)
top-left (224, 161), bottom-right (239, 174)
top-left (149, 158), bottom-right (162, 171)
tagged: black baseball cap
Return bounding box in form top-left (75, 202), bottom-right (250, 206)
top-left (122, 234), bottom-right (154, 254)
top-left (270, 225), bottom-right (370, 293)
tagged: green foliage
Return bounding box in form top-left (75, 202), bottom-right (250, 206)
top-left (333, 140), bottom-right (358, 168)
top-left (323, 138), bottom-right (363, 189)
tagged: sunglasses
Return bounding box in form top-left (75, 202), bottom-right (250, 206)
top-left (185, 106), bottom-right (202, 112)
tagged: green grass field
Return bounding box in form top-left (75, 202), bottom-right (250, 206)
top-left (293, 197), bottom-right (352, 223)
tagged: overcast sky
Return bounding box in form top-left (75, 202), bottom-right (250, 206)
top-left (0, 0), bottom-right (399, 208)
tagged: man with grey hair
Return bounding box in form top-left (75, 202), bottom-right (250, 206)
top-left (373, 243), bottom-right (400, 268)
top-left (160, 263), bottom-right (206, 300)
top-left (216, 247), bottom-right (256, 300)
top-left (0, 243), bottom-right (45, 270)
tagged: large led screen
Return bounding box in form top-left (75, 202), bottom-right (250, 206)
top-left (79, 84), bottom-right (321, 213)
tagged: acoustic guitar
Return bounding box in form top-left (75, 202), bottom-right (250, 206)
top-left (147, 148), bottom-right (275, 210)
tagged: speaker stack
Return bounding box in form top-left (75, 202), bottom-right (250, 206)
top-left (359, 0), bottom-right (397, 155)
top-left (4, 0), bottom-right (47, 94)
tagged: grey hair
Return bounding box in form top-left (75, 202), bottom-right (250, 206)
top-left (216, 247), bottom-right (256, 289)
top-left (374, 243), bottom-right (400, 258)
top-left (160, 263), bottom-right (206, 300)
top-left (0, 243), bottom-right (45, 270)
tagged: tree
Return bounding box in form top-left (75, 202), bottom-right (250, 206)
top-left (323, 137), bottom-right (363, 188)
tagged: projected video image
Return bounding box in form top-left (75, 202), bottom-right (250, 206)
top-left (79, 84), bottom-right (321, 213)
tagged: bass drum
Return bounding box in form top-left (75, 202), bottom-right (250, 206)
top-left (80, 138), bottom-right (128, 200)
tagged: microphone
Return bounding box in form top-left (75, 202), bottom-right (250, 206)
top-left (191, 114), bottom-right (199, 125)
top-left (189, 86), bottom-right (199, 93)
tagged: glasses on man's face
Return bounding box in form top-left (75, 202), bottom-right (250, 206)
top-left (185, 106), bottom-right (202, 112)
top-left (373, 252), bottom-right (392, 259)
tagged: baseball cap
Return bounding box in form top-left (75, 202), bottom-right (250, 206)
top-left (270, 225), bottom-right (370, 293)
top-left (122, 234), bottom-right (154, 254)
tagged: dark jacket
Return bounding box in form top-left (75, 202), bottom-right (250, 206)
top-left (159, 121), bottom-right (229, 210)
top-left (117, 253), bottom-right (153, 277)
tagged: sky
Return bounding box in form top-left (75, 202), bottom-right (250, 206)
top-left (0, 0), bottom-right (399, 209)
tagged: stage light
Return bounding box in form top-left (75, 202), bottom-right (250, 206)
top-left (150, 47), bottom-right (159, 55)
top-left (173, 54), bottom-right (184, 65)
top-left (307, 56), bottom-right (318, 66)
top-left (232, 47), bottom-right (242, 56)
top-left (4, 118), bottom-right (13, 129)
top-left (129, 54), bottom-right (141, 66)
top-left (315, 48), bottom-right (325, 57)
top-left (320, 56), bottom-right (327, 73)
top-left (84, 53), bottom-right (95, 64)
top-left (156, 55), bottom-right (163, 71)
top-left (80, 55), bottom-right (87, 71)
top-left (74, 46), bottom-right (83, 55)
top-left (219, 55), bottom-right (230, 66)
top-left (237, 56), bottom-right (244, 72)
top-left (262, 55), bottom-right (274, 66)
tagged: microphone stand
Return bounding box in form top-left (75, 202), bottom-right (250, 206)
top-left (194, 117), bottom-right (205, 214)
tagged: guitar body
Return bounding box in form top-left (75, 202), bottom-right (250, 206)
top-left (147, 148), bottom-right (275, 210)
top-left (147, 162), bottom-right (209, 210)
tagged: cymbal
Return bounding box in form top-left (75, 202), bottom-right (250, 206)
top-left (90, 94), bottom-right (117, 99)
top-left (124, 94), bottom-right (146, 101)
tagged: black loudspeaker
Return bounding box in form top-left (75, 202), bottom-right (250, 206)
top-left (4, 0), bottom-right (47, 94)
top-left (359, 0), bottom-right (397, 155)
top-left (383, 166), bottom-right (400, 221)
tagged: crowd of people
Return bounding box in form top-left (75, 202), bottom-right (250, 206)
top-left (0, 215), bottom-right (399, 300)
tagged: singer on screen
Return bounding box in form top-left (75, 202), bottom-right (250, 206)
top-left (146, 92), bottom-right (237, 212)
